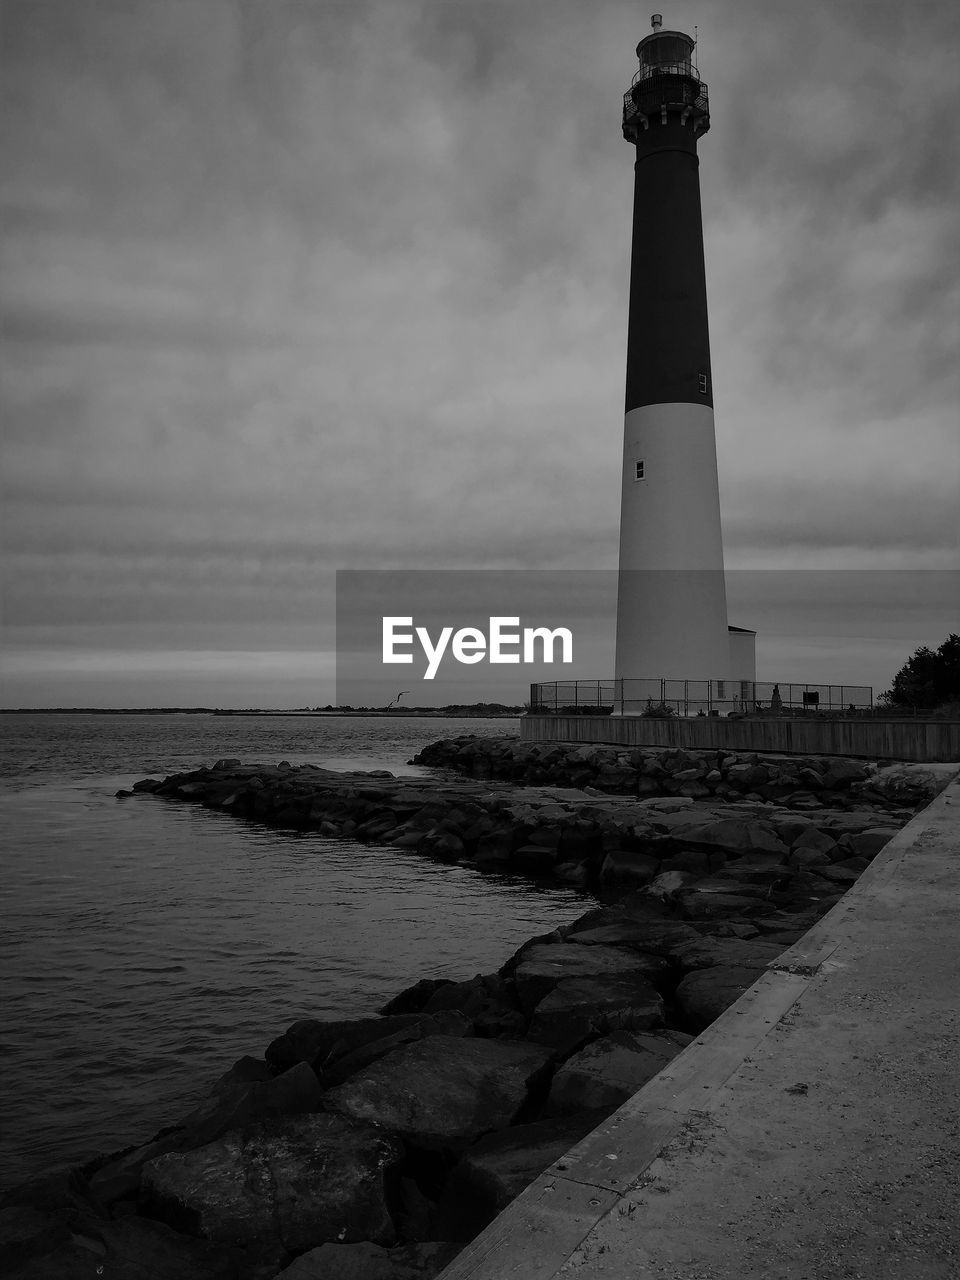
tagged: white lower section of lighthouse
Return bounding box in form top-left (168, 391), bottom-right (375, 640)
top-left (614, 401), bottom-right (731, 683)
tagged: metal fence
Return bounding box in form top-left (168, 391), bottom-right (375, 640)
top-left (530, 679), bottom-right (874, 718)
top-left (623, 70), bottom-right (709, 138)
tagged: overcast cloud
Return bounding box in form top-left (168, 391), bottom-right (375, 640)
top-left (1, 0), bottom-right (957, 706)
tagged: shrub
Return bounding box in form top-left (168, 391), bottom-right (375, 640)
top-left (640, 699), bottom-right (675, 719)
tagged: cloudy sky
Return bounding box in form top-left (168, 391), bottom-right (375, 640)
top-left (1, 0), bottom-right (957, 707)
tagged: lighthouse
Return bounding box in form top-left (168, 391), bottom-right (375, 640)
top-left (614, 16), bottom-right (745, 703)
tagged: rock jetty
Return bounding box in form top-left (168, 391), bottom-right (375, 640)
top-left (4, 739), bottom-right (943, 1280)
top-left (413, 736), bottom-right (948, 810)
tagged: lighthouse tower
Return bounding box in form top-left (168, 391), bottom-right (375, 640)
top-left (614, 16), bottom-right (733, 698)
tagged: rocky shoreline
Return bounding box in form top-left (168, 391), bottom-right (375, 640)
top-left (3, 739), bottom-right (948, 1280)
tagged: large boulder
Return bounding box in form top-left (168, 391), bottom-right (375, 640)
top-left (725, 763), bottom-right (771, 791)
top-left (772, 815), bottom-right (819, 845)
top-left (858, 764), bottom-right (953, 807)
top-left (675, 885), bottom-right (772, 920)
top-left (175, 1060), bottom-right (324, 1148)
top-left (672, 935), bottom-right (785, 972)
top-left (526, 974), bottom-right (665, 1051)
top-left (817, 859), bottom-right (869, 886)
top-left (87, 1133), bottom-right (187, 1207)
top-left (419, 974), bottom-right (525, 1038)
top-left (674, 818), bottom-right (789, 858)
top-left (561, 915), bottom-right (700, 958)
top-left (380, 979), bottom-right (454, 1016)
top-left (598, 850), bottom-right (661, 889)
top-left (323, 1037), bottom-right (553, 1150)
top-left (636, 794), bottom-right (697, 811)
top-left (512, 943), bottom-right (669, 1014)
top-left (322, 1012), bottom-right (473, 1087)
top-left (846, 827), bottom-right (900, 859)
top-left (277, 1241), bottom-right (463, 1280)
top-left (140, 1114), bottom-right (401, 1251)
top-left (87, 1055), bottom-right (313, 1212)
top-left (752, 906), bottom-right (829, 938)
top-left (545, 1029), bottom-right (692, 1116)
top-left (634, 869), bottom-right (697, 906)
top-left (789, 826), bottom-right (837, 856)
top-left (710, 861), bottom-right (787, 888)
top-left (819, 810), bottom-right (887, 836)
top-left (265, 1012), bottom-right (466, 1079)
top-left (657, 849), bottom-right (715, 877)
top-left (439, 1111), bottom-right (610, 1240)
top-left (787, 846), bottom-right (832, 870)
top-left (265, 1015), bottom-right (422, 1073)
top-left (674, 965), bottom-right (766, 1031)
top-left (819, 758), bottom-right (871, 790)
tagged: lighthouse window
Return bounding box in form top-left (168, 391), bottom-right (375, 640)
top-left (635, 460), bottom-right (645, 481)
top-left (698, 373), bottom-right (708, 394)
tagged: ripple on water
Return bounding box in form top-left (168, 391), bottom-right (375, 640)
top-left (0, 718), bottom-right (595, 1186)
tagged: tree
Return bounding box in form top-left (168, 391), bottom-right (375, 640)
top-left (880, 634), bottom-right (960, 709)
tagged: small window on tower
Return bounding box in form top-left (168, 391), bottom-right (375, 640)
top-left (698, 373), bottom-right (708, 394)
top-left (635, 460), bottom-right (645, 481)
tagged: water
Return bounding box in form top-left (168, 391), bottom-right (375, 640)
top-left (0, 713), bottom-right (595, 1188)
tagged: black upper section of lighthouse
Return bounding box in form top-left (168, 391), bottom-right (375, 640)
top-left (622, 18), bottom-right (713, 413)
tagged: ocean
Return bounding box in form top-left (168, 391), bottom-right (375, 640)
top-left (0, 713), bottom-right (595, 1188)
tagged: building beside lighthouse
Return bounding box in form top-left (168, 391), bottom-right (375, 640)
top-left (614, 15), bottom-right (755, 705)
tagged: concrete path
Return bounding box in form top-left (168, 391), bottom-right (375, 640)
top-left (440, 772), bottom-right (960, 1280)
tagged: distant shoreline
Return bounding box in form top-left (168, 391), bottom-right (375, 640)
top-left (0, 706), bottom-right (523, 718)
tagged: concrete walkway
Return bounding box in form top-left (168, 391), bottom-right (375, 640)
top-left (440, 772), bottom-right (960, 1280)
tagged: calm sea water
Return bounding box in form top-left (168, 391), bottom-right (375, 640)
top-left (0, 713), bottom-right (595, 1188)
